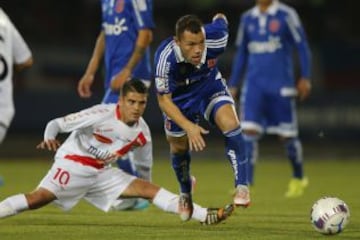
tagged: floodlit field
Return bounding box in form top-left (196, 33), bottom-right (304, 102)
top-left (0, 158), bottom-right (359, 240)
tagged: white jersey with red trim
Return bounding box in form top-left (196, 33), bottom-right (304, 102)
top-left (43, 103), bottom-right (152, 180)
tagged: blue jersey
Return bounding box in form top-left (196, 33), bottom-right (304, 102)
top-left (228, 1), bottom-right (311, 91)
top-left (154, 17), bottom-right (229, 112)
top-left (101, 0), bottom-right (154, 91)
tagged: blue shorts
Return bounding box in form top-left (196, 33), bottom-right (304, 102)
top-left (240, 82), bottom-right (298, 137)
top-left (164, 79), bottom-right (234, 137)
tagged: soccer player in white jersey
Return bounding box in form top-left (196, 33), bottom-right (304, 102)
top-left (228, 0), bottom-right (312, 197)
top-left (77, 0), bottom-right (155, 210)
top-left (0, 80), bottom-right (234, 225)
top-left (0, 8), bottom-right (33, 185)
top-left (154, 14), bottom-right (250, 221)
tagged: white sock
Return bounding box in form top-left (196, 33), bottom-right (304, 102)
top-left (0, 194), bottom-right (29, 218)
top-left (152, 188), bottom-right (207, 222)
top-left (192, 203), bottom-right (208, 222)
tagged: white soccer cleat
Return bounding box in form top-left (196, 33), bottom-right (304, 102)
top-left (233, 185), bottom-right (251, 207)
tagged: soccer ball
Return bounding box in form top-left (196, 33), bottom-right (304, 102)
top-left (310, 196), bottom-right (350, 235)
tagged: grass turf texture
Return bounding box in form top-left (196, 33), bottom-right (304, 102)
top-left (0, 158), bottom-right (359, 240)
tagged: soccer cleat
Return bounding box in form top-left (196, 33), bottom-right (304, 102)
top-left (111, 198), bottom-right (149, 211)
top-left (285, 177), bottom-right (309, 198)
top-left (201, 204), bottom-right (235, 225)
top-left (178, 193), bottom-right (193, 221)
top-left (132, 198), bottom-right (150, 210)
top-left (233, 185), bottom-right (251, 207)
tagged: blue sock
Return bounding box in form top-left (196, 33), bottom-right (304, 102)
top-left (116, 158), bottom-right (137, 176)
top-left (224, 127), bottom-right (248, 187)
top-left (171, 152), bottom-right (192, 193)
top-left (284, 138), bottom-right (303, 179)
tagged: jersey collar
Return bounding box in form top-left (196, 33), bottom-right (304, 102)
top-left (252, 0), bottom-right (279, 17)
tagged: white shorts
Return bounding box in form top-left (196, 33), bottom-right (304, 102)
top-left (38, 157), bottom-right (136, 212)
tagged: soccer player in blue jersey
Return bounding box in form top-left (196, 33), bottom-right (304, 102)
top-left (154, 14), bottom-right (250, 221)
top-left (228, 0), bottom-right (312, 198)
top-left (77, 0), bottom-right (155, 209)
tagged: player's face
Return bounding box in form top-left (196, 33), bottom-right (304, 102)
top-left (176, 30), bottom-right (205, 66)
top-left (119, 91), bottom-right (147, 126)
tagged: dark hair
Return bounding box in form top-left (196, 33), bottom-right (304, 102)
top-left (121, 79), bottom-right (148, 96)
top-left (175, 15), bottom-right (203, 39)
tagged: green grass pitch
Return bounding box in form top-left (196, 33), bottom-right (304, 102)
top-left (0, 158), bottom-right (359, 240)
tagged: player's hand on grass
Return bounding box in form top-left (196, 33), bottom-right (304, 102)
top-left (36, 139), bottom-right (61, 151)
top-left (185, 123), bottom-right (209, 152)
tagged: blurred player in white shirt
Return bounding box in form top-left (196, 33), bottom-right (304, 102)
top-left (0, 8), bottom-right (33, 186)
top-left (0, 80), bottom-right (234, 225)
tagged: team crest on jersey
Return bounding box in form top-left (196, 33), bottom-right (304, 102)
top-left (115, 0), bottom-right (124, 13)
top-left (155, 77), bottom-right (169, 92)
top-left (269, 19), bottom-right (280, 33)
top-left (207, 58), bottom-right (217, 68)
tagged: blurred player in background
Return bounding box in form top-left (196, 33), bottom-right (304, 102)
top-left (0, 8), bottom-right (33, 186)
top-left (0, 80), bottom-right (234, 225)
top-left (228, 0), bottom-right (312, 198)
top-left (77, 0), bottom-right (154, 209)
top-left (154, 14), bottom-right (250, 221)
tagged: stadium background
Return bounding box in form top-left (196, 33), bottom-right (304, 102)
top-left (0, 0), bottom-right (359, 159)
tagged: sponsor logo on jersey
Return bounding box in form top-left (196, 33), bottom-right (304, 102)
top-left (269, 19), bottom-right (281, 33)
top-left (103, 17), bottom-right (128, 36)
top-left (248, 36), bottom-right (282, 54)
